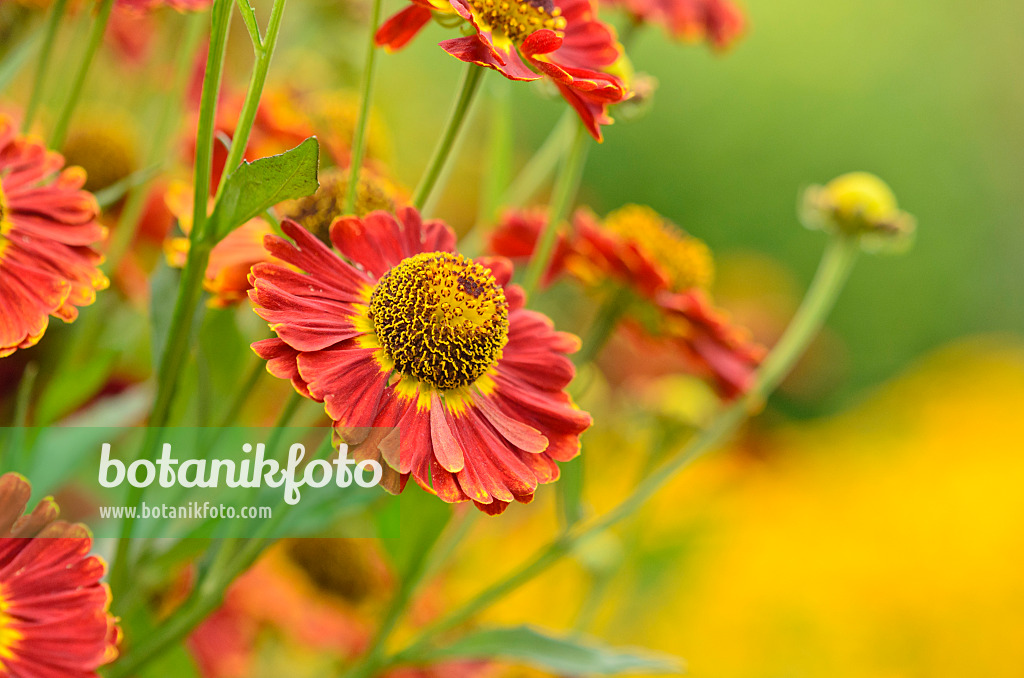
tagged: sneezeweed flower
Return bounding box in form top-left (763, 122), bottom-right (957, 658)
top-left (0, 116), bottom-right (109, 357)
top-left (249, 208), bottom-right (592, 514)
top-left (574, 205), bottom-right (763, 398)
top-left (61, 111), bottom-right (140, 194)
top-left (489, 204), bottom-right (763, 397)
top-left (801, 171), bottom-right (916, 252)
top-left (603, 0), bottom-right (744, 48)
top-left (0, 473), bottom-right (121, 677)
top-left (278, 166), bottom-right (405, 244)
top-left (376, 0), bottom-right (631, 140)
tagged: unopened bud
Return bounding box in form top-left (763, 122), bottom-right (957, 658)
top-left (801, 172), bottom-right (915, 251)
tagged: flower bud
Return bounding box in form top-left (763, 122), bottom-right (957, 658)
top-left (801, 172), bottom-right (915, 251)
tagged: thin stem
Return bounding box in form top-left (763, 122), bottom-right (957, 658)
top-left (22, 0), bottom-right (69, 133)
top-left (110, 430), bottom-right (333, 677)
top-left (109, 0), bottom-right (234, 600)
top-left (574, 287), bottom-right (632, 366)
top-left (411, 64), bottom-right (485, 212)
top-left (214, 0), bottom-right (289, 200)
top-left (50, 0), bottom-right (114, 148)
top-left (343, 0), bottom-right (384, 215)
top-left (502, 109), bottom-right (575, 208)
top-left (216, 358), bottom-right (265, 428)
top-left (387, 235), bottom-right (861, 664)
top-left (106, 11), bottom-right (207, 273)
top-left (521, 120), bottom-right (590, 299)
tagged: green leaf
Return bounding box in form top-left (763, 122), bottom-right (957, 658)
top-left (419, 626), bottom-right (685, 676)
top-left (208, 137), bottom-right (319, 241)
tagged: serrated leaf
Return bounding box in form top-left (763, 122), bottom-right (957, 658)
top-left (419, 625), bottom-right (685, 676)
top-left (208, 137), bottom-right (319, 241)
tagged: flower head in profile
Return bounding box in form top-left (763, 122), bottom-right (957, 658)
top-left (0, 473), bottom-right (121, 677)
top-left (490, 204), bottom-right (763, 398)
top-left (0, 116), bottom-right (109, 357)
top-left (249, 208), bottom-right (591, 514)
top-left (801, 171), bottom-right (915, 251)
top-left (602, 0), bottom-right (744, 48)
top-left (376, 0), bottom-right (631, 140)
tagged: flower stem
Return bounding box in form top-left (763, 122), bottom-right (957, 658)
top-left (411, 64), bottom-right (485, 213)
top-left (109, 429), bottom-right (332, 678)
top-left (108, 0), bottom-right (234, 601)
top-left (343, 0), bottom-right (384, 215)
top-left (49, 0), bottom-right (114, 149)
top-left (574, 286), bottom-right (633, 366)
top-left (521, 120), bottom-right (590, 299)
top-left (214, 0), bottom-right (289, 201)
top-left (22, 0), bottom-right (68, 133)
top-left (502, 108), bottom-right (575, 208)
top-left (386, 234), bottom-right (860, 665)
top-left (105, 10), bottom-right (207, 273)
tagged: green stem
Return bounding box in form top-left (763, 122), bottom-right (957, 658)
top-left (105, 11), bottom-right (207, 273)
top-left (411, 64), bottom-right (485, 212)
top-left (521, 120), bottom-right (590, 299)
top-left (216, 357), bottom-right (265, 428)
top-left (502, 108), bottom-right (575, 208)
top-left (49, 0), bottom-right (114, 148)
top-left (387, 235), bottom-right (860, 665)
top-left (22, 0), bottom-right (68, 133)
top-left (574, 287), bottom-right (632, 366)
top-left (109, 0), bottom-right (234, 600)
top-left (214, 0), bottom-right (289, 201)
top-left (343, 0), bottom-right (384, 215)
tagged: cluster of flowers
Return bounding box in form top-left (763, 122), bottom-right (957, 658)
top-left (0, 0), bottom-right (914, 673)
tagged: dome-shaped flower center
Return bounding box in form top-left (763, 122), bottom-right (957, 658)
top-left (279, 168), bottom-right (399, 245)
top-left (466, 0), bottom-right (567, 43)
top-left (369, 252), bottom-right (509, 390)
top-left (604, 204), bottom-right (715, 292)
top-left (61, 121), bottom-right (139, 194)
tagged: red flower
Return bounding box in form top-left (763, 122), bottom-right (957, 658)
top-left (604, 0), bottom-right (744, 48)
top-left (0, 473), bottom-right (121, 677)
top-left (249, 208), bottom-right (592, 514)
top-left (116, 0), bottom-right (212, 11)
top-left (0, 116), bottom-right (109, 357)
top-left (489, 205), bottom-right (764, 398)
top-left (376, 0), bottom-right (631, 141)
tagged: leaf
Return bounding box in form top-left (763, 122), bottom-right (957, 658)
top-left (419, 626), bottom-right (685, 676)
top-left (208, 137), bottom-right (319, 241)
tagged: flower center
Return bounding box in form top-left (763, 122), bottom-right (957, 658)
top-left (279, 168), bottom-right (399, 245)
top-left (61, 120), bottom-right (139, 194)
top-left (604, 204), bottom-right (715, 292)
top-left (466, 0), bottom-right (567, 44)
top-left (369, 252), bottom-right (509, 390)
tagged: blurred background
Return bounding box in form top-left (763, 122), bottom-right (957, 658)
top-left (369, 1), bottom-right (1024, 676)
top-left (2, 0), bottom-right (1022, 675)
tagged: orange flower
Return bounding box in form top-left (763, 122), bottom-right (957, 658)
top-left (376, 0), bottom-right (631, 141)
top-left (603, 0), bottom-right (744, 48)
top-left (0, 473), bottom-right (121, 678)
top-left (249, 209), bottom-right (592, 514)
top-left (0, 116), bottom-right (109, 357)
top-left (489, 205), bottom-right (763, 397)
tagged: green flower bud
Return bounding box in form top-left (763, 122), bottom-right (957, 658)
top-left (801, 172), bottom-right (916, 252)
